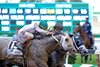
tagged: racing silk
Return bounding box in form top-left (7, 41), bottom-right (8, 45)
top-left (82, 22), bottom-right (92, 39)
top-left (82, 22), bottom-right (92, 34)
top-left (18, 23), bottom-right (48, 44)
top-left (18, 23), bottom-right (47, 35)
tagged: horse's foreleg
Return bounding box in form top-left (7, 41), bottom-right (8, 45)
top-left (89, 55), bottom-right (92, 61)
top-left (84, 55), bottom-right (88, 63)
top-left (81, 55), bottom-right (83, 63)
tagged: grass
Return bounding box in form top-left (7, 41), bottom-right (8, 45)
top-left (75, 54), bottom-right (97, 64)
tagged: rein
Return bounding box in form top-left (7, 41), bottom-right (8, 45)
top-left (52, 34), bottom-right (67, 53)
top-left (52, 35), bottom-right (60, 43)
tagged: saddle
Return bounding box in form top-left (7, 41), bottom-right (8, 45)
top-left (7, 40), bottom-right (31, 59)
top-left (7, 40), bottom-right (22, 59)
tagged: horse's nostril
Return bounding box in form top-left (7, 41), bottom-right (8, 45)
top-left (73, 50), bottom-right (76, 52)
top-left (84, 51), bottom-right (88, 54)
top-left (84, 51), bottom-right (86, 53)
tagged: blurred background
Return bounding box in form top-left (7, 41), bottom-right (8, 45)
top-left (0, 0), bottom-right (100, 67)
top-left (0, 0), bottom-right (100, 38)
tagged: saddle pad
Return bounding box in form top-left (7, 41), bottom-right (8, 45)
top-left (7, 40), bottom-right (22, 57)
top-left (73, 35), bottom-right (84, 51)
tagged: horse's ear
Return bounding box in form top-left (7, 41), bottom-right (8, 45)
top-left (69, 33), bottom-right (74, 37)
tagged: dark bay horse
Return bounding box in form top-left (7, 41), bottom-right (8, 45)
top-left (0, 34), bottom-right (76, 67)
top-left (74, 24), bottom-right (94, 63)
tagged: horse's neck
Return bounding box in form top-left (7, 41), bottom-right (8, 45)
top-left (80, 28), bottom-right (90, 48)
top-left (80, 29), bottom-right (88, 40)
top-left (31, 35), bottom-right (60, 54)
top-left (46, 35), bottom-right (61, 54)
top-left (27, 36), bottom-right (61, 63)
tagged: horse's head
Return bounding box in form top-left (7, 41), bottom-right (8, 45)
top-left (58, 33), bottom-right (77, 54)
top-left (60, 33), bottom-right (88, 56)
top-left (73, 23), bottom-right (82, 34)
top-left (71, 34), bottom-right (88, 56)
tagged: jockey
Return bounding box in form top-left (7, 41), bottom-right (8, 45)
top-left (15, 22), bottom-right (52, 50)
top-left (52, 23), bottom-right (63, 35)
top-left (82, 17), bottom-right (94, 48)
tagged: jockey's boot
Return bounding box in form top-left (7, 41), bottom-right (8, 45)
top-left (16, 44), bottom-right (23, 52)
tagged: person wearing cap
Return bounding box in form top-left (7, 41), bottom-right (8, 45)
top-left (48, 23), bottom-right (63, 35)
top-left (82, 17), bottom-right (94, 48)
top-left (9, 22), bottom-right (54, 51)
top-left (16, 23), bottom-right (52, 47)
top-left (53, 23), bottom-right (63, 35)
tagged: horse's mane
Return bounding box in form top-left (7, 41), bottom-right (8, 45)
top-left (32, 34), bottom-right (61, 45)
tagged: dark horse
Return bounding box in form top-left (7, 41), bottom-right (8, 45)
top-left (74, 24), bottom-right (94, 63)
top-left (0, 34), bottom-right (76, 67)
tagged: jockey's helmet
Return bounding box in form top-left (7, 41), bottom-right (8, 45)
top-left (39, 22), bottom-right (48, 30)
top-left (54, 23), bottom-right (63, 30)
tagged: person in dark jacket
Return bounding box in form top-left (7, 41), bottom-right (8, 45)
top-left (82, 17), bottom-right (94, 48)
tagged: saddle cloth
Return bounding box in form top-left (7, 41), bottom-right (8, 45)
top-left (7, 40), bottom-right (23, 58)
top-left (72, 34), bottom-right (84, 51)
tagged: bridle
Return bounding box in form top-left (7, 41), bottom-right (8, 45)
top-left (52, 34), bottom-right (60, 43)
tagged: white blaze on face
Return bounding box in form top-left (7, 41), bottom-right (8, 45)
top-left (60, 34), bottom-right (74, 51)
top-left (60, 35), bottom-right (68, 50)
top-left (60, 33), bottom-right (77, 52)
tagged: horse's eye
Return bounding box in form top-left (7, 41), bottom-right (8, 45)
top-left (65, 38), bottom-right (68, 41)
